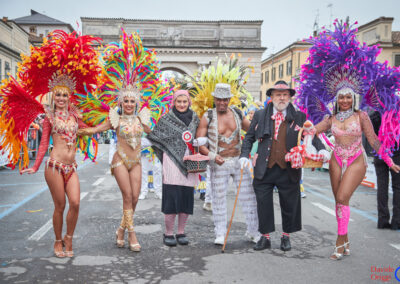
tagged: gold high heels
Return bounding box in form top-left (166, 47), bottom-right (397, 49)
top-left (62, 234), bottom-right (74, 258)
top-left (116, 226), bottom-right (125, 248)
top-left (54, 240), bottom-right (65, 258)
top-left (128, 230), bottom-right (141, 252)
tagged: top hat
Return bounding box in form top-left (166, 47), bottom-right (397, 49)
top-left (212, 83), bottom-right (233, 99)
top-left (266, 80), bottom-right (296, 97)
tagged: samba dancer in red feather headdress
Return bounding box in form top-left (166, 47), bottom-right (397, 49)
top-left (0, 30), bottom-right (101, 258)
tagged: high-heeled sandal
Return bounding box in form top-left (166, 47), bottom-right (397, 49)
top-left (54, 240), bottom-right (65, 258)
top-left (330, 243), bottom-right (345, 260)
top-left (343, 242), bottom-right (350, 256)
top-left (116, 226), bottom-right (125, 248)
top-left (128, 229), bottom-right (141, 252)
top-left (62, 234), bottom-right (74, 258)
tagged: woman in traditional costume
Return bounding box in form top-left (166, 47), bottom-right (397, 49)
top-left (147, 90), bottom-right (203, 247)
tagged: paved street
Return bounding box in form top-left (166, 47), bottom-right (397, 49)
top-left (0, 144), bottom-right (399, 283)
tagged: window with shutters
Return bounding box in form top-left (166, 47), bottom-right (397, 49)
top-left (395, 54), bottom-right (400, 67)
top-left (286, 60), bottom-right (292, 76)
top-left (279, 64), bottom-right (283, 78)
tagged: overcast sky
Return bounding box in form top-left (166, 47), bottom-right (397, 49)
top-left (2, 0), bottom-right (400, 58)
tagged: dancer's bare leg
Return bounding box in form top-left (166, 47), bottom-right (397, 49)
top-left (128, 164), bottom-right (141, 245)
top-left (113, 154), bottom-right (133, 241)
top-left (64, 173), bottom-right (80, 252)
top-left (45, 167), bottom-right (66, 252)
top-left (330, 155), bottom-right (366, 257)
top-left (336, 155), bottom-right (366, 248)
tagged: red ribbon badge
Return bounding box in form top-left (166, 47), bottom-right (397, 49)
top-left (182, 131), bottom-right (195, 154)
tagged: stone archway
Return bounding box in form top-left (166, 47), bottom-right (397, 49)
top-left (160, 64), bottom-right (191, 76)
top-left (81, 17), bottom-right (266, 100)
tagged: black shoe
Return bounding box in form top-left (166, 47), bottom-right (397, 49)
top-left (199, 192), bottom-right (205, 201)
top-left (253, 236), bottom-right (271, 251)
top-left (163, 234), bottom-right (177, 247)
top-left (377, 221), bottom-right (391, 229)
top-left (280, 235), bottom-right (291, 251)
top-left (391, 222), bottom-right (399, 230)
top-left (175, 234), bottom-right (189, 245)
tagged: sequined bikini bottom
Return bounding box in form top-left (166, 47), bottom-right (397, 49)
top-left (46, 158), bottom-right (77, 186)
top-left (110, 147), bottom-right (141, 175)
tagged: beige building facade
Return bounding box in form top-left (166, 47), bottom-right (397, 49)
top-left (0, 19), bottom-right (30, 82)
top-left (260, 17), bottom-right (400, 102)
top-left (260, 41), bottom-right (311, 102)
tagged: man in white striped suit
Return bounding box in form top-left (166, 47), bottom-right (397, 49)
top-left (196, 83), bottom-right (260, 245)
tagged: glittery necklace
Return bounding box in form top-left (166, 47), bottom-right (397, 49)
top-left (122, 114), bottom-right (135, 125)
top-left (335, 109), bottom-right (354, 122)
top-left (56, 110), bottom-right (69, 120)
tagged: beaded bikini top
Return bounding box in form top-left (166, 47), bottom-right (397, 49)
top-left (45, 107), bottom-right (78, 147)
top-left (109, 107), bottom-right (150, 149)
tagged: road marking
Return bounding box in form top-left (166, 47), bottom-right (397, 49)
top-left (92, 177), bottom-right (105, 186)
top-left (311, 202), bottom-right (354, 221)
top-left (0, 170), bottom-right (45, 175)
top-left (28, 192), bottom-right (89, 241)
top-left (0, 204), bottom-right (15, 208)
top-left (0, 151), bottom-right (106, 221)
top-left (0, 182), bottom-right (46, 187)
top-left (390, 244), bottom-right (400, 251)
top-left (303, 181), bottom-right (377, 222)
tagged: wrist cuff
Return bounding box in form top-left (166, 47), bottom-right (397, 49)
top-left (208, 152), bottom-right (217, 162)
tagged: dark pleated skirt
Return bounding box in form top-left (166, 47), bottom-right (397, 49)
top-left (161, 183), bottom-right (194, 214)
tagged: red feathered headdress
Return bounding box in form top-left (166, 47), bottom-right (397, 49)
top-left (0, 30), bottom-right (102, 169)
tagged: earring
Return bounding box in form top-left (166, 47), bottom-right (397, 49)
top-left (51, 95), bottom-right (55, 111)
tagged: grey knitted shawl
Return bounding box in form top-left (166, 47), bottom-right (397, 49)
top-left (147, 110), bottom-right (200, 176)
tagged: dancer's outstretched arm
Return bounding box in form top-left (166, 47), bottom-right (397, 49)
top-left (78, 120), bottom-right (112, 136)
top-left (359, 111), bottom-right (400, 172)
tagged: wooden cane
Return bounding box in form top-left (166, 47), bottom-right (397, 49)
top-left (221, 168), bottom-right (244, 253)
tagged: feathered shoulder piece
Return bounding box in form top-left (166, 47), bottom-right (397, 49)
top-left (138, 107), bottom-right (151, 126)
top-left (109, 107), bottom-right (120, 130)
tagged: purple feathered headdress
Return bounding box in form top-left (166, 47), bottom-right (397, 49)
top-left (297, 19), bottom-right (400, 155)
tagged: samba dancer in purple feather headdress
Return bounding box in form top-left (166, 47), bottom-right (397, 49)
top-left (297, 19), bottom-right (400, 260)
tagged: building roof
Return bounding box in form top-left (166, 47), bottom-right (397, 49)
top-left (81, 17), bottom-right (263, 24)
top-left (0, 19), bottom-right (30, 37)
top-left (262, 41), bottom-right (311, 64)
top-left (13, 9), bottom-right (74, 31)
top-left (357, 16), bottom-right (394, 32)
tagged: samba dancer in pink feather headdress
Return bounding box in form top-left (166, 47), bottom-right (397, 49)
top-left (297, 20), bottom-right (400, 260)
